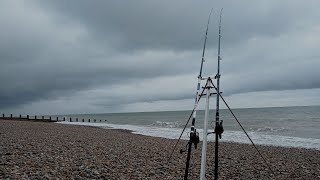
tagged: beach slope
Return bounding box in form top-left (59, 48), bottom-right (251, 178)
top-left (0, 120), bottom-right (319, 179)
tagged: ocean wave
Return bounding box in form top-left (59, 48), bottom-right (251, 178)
top-left (56, 122), bottom-right (320, 150)
top-left (255, 127), bottom-right (289, 133)
top-left (279, 118), bottom-right (300, 122)
top-left (149, 121), bottom-right (179, 128)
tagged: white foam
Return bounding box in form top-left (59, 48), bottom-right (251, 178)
top-left (149, 121), bottom-right (180, 128)
top-left (57, 121), bottom-right (320, 150)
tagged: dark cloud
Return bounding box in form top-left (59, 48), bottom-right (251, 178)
top-left (0, 0), bottom-right (320, 113)
top-left (36, 0), bottom-right (320, 51)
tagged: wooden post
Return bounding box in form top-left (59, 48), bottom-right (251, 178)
top-left (56, 117), bottom-right (59, 121)
top-left (19, 114), bottom-right (21, 118)
top-left (76, 118), bottom-right (78, 122)
top-left (82, 119), bottom-right (84, 122)
top-left (27, 115), bottom-right (29, 119)
top-left (2, 113), bottom-right (4, 119)
top-left (63, 117), bottom-right (65, 121)
top-left (70, 117), bottom-right (72, 122)
top-left (94, 119), bottom-right (96, 122)
top-left (10, 114), bottom-right (12, 119)
top-left (42, 116), bottom-right (44, 120)
top-left (35, 115), bottom-right (37, 119)
top-left (89, 119), bottom-right (90, 122)
top-left (49, 116), bottom-right (52, 121)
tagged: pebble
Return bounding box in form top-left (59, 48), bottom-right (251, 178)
top-left (0, 119), bottom-right (319, 179)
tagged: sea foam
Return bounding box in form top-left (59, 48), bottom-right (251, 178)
top-left (57, 121), bottom-right (320, 150)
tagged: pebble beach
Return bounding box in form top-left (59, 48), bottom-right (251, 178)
top-left (0, 120), bottom-right (319, 179)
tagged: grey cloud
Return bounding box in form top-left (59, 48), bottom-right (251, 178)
top-left (0, 1), bottom-right (200, 109)
top-left (1, 0), bottom-right (320, 113)
top-left (36, 0), bottom-right (320, 52)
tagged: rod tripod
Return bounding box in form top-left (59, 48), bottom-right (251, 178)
top-left (168, 8), bottom-right (275, 180)
top-left (180, 78), bottom-right (224, 180)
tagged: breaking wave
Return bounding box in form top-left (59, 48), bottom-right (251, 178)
top-left (149, 121), bottom-right (180, 128)
top-left (57, 121), bottom-right (320, 150)
top-left (255, 127), bottom-right (289, 133)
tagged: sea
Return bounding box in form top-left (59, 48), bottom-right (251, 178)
top-left (55, 105), bottom-right (320, 150)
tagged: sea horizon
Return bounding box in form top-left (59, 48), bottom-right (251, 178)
top-left (50, 104), bottom-right (320, 116)
top-left (52, 105), bottom-right (320, 150)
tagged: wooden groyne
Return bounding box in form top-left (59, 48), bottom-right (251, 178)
top-left (0, 113), bottom-right (107, 123)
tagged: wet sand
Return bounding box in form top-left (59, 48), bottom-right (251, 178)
top-left (0, 120), bottom-right (319, 179)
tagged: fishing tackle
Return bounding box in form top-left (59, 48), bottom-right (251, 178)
top-left (180, 9), bottom-right (213, 180)
top-left (213, 8), bottom-right (223, 180)
top-left (168, 8), bottom-right (275, 180)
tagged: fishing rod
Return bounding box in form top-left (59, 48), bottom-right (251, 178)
top-left (213, 8), bottom-right (224, 180)
top-left (208, 9), bottom-right (275, 178)
top-left (179, 9), bottom-right (213, 180)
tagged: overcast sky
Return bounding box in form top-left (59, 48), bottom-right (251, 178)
top-left (1, 0), bottom-right (320, 115)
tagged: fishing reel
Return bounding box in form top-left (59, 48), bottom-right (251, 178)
top-left (215, 120), bottom-right (224, 139)
top-left (180, 129), bottom-right (200, 154)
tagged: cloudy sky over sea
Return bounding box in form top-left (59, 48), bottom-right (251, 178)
top-left (1, 0), bottom-right (320, 115)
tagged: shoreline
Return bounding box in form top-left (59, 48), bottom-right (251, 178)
top-left (1, 120), bottom-right (319, 179)
top-left (57, 121), bottom-right (320, 151)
